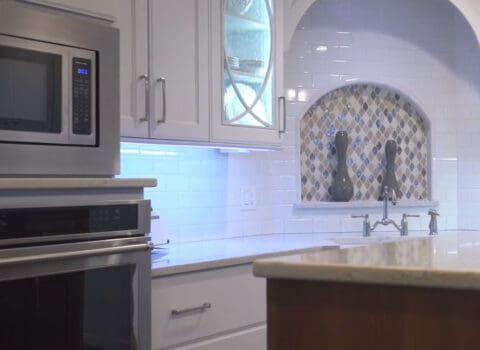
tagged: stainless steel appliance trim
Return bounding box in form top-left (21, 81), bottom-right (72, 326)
top-left (0, 242), bottom-right (150, 266)
top-left (0, 230), bottom-right (147, 247)
top-left (0, 199), bottom-right (151, 246)
top-left (0, 236), bottom-right (151, 350)
top-left (0, 1), bottom-right (119, 176)
top-left (0, 35), bottom-right (98, 146)
top-left (0, 34), bottom-right (70, 144)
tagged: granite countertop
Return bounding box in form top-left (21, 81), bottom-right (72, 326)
top-left (150, 231), bottom-right (431, 277)
top-left (253, 231), bottom-right (480, 290)
top-left (151, 233), bottom-right (340, 277)
top-left (0, 178), bottom-right (157, 189)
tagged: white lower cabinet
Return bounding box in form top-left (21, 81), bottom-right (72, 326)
top-left (168, 325), bottom-right (266, 350)
top-left (151, 264), bottom-right (266, 350)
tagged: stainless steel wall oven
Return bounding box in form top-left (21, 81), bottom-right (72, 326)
top-left (0, 199), bottom-right (152, 350)
top-left (0, 1), bottom-right (119, 176)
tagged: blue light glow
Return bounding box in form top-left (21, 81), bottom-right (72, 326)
top-left (77, 68), bottom-right (89, 75)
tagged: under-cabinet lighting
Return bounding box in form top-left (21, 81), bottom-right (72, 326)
top-left (297, 90), bottom-right (308, 102)
top-left (286, 89), bottom-right (297, 100)
top-left (332, 59), bottom-right (348, 63)
top-left (345, 78), bottom-right (359, 82)
top-left (336, 31), bottom-right (351, 34)
top-left (120, 148), bottom-right (140, 155)
top-left (433, 157), bottom-right (458, 161)
top-left (219, 148), bottom-right (251, 154)
top-left (140, 150), bottom-right (178, 156)
top-left (121, 141), bottom-right (275, 153)
top-left (315, 45), bottom-right (328, 52)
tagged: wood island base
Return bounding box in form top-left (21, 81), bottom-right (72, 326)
top-left (267, 279), bottom-right (480, 350)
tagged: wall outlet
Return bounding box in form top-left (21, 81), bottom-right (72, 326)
top-left (241, 187), bottom-right (257, 210)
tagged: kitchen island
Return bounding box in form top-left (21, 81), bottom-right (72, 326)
top-left (253, 231), bottom-right (480, 350)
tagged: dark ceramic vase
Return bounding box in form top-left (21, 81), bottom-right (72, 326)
top-left (380, 140), bottom-right (401, 200)
top-left (331, 131), bottom-right (354, 202)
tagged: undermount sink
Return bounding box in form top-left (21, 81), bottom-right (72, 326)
top-left (322, 234), bottom-right (420, 247)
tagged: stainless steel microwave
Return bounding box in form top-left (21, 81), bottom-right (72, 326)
top-left (0, 1), bottom-right (119, 176)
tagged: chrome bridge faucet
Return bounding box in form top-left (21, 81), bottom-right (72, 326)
top-left (352, 186), bottom-right (419, 237)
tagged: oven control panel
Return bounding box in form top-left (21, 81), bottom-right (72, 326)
top-left (0, 204), bottom-right (139, 240)
top-left (72, 57), bottom-right (92, 135)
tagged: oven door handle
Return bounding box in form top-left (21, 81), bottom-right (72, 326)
top-left (0, 243), bottom-right (151, 266)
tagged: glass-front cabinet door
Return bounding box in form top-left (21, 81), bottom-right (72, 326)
top-left (224, 0), bottom-right (273, 128)
top-left (211, 0), bottom-right (284, 147)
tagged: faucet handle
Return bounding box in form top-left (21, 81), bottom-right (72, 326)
top-left (352, 214), bottom-right (371, 237)
top-left (428, 209), bottom-right (439, 235)
top-left (400, 214), bottom-right (420, 236)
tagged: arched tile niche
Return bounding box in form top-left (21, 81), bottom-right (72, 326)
top-left (300, 83), bottom-right (429, 202)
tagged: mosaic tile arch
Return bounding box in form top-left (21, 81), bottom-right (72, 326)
top-left (300, 83), bottom-right (429, 202)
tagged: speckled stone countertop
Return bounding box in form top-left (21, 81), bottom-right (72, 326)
top-left (253, 231), bottom-right (480, 290)
top-left (151, 234), bottom-right (340, 277)
top-left (150, 231), bottom-right (428, 277)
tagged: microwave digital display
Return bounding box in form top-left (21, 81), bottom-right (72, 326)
top-left (77, 68), bottom-right (89, 75)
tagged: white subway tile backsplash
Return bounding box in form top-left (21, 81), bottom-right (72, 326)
top-left (285, 218), bottom-right (314, 234)
top-left (152, 159), bottom-right (178, 174)
top-left (313, 217), bottom-right (342, 233)
top-left (224, 221), bottom-right (243, 238)
top-left (119, 0), bottom-right (480, 243)
top-left (271, 175), bottom-right (297, 190)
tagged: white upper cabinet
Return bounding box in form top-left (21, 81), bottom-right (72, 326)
top-left (148, 0), bottom-right (210, 142)
top-left (117, 0), bottom-right (150, 138)
top-left (210, 0), bottom-right (284, 147)
top-left (23, 0), bottom-right (284, 147)
top-left (21, 0), bottom-right (120, 21)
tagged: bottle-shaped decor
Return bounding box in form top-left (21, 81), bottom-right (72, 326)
top-left (331, 131), bottom-right (354, 202)
top-left (380, 140), bottom-right (401, 200)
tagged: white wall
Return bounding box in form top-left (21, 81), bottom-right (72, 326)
top-left (121, 0), bottom-right (480, 243)
top-left (276, 0), bottom-right (480, 231)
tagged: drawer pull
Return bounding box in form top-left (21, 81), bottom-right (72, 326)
top-left (171, 302), bottom-right (212, 317)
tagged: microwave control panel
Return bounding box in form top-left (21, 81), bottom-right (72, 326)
top-left (72, 58), bottom-right (92, 135)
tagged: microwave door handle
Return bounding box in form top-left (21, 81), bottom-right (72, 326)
top-left (0, 243), bottom-right (151, 266)
top-left (156, 77), bottom-right (166, 124)
top-left (139, 74), bottom-right (150, 123)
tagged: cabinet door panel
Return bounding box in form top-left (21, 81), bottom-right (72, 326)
top-left (118, 0), bottom-right (149, 138)
top-left (149, 0), bottom-right (209, 141)
top-left (169, 325), bottom-right (266, 350)
top-left (210, 0), bottom-right (283, 147)
top-left (151, 265), bottom-right (266, 349)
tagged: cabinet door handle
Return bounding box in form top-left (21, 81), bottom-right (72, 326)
top-left (156, 77), bottom-right (167, 124)
top-left (170, 302), bottom-right (212, 317)
top-left (279, 96), bottom-right (287, 134)
top-left (139, 74), bottom-right (150, 123)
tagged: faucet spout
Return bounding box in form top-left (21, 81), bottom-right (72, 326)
top-left (369, 185), bottom-right (404, 235)
top-left (382, 185), bottom-right (397, 220)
